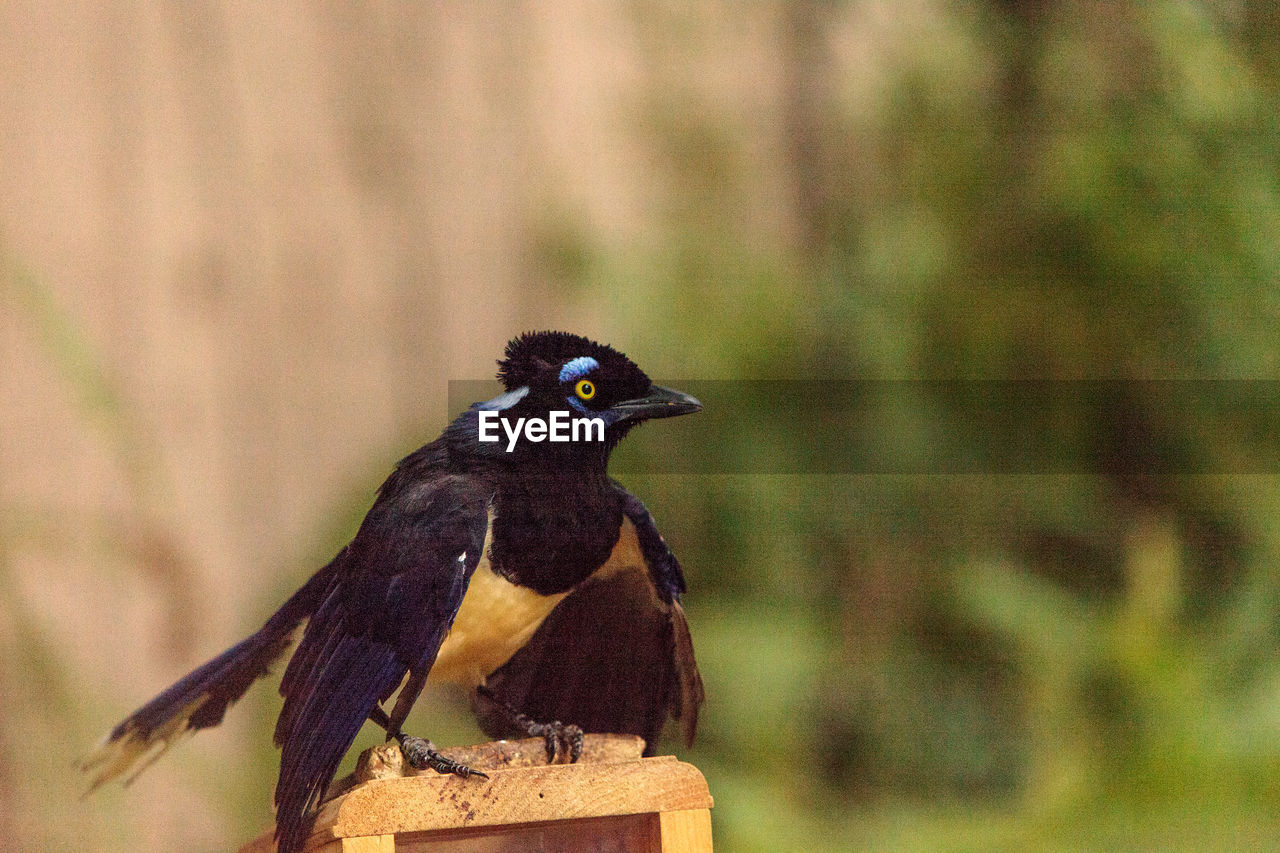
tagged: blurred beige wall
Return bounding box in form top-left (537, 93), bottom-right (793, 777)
top-left (0, 2), bottom-right (821, 849)
top-left (0, 3), bottom-right (657, 849)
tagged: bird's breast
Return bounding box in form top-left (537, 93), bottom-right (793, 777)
top-left (427, 551), bottom-right (570, 688)
top-left (427, 516), bottom-right (657, 689)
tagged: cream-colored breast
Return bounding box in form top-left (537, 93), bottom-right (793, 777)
top-left (428, 551), bottom-right (570, 688)
top-left (427, 516), bottom-right (661, 688)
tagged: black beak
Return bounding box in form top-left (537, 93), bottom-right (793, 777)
top-left (611, 384), bottom-right (702, 422)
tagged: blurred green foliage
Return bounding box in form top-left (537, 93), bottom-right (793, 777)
top-left (542, 2), bottom-right (1280, 850)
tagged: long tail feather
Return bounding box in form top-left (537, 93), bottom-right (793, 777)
top-left (80, 629), bottom-right (292, 792)
top-left (81, 554), bottom-right (342, 791)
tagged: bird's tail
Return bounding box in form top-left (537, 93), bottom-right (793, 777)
top-left (79, 552), bottom-right (343, 792)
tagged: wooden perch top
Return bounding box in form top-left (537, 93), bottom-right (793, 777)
top-left (324, 732), bottom-right (649, 801)
top-left (239, 735), bottom-right (713, 853)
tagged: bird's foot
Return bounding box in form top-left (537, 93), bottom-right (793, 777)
top-left (474, 684), bottom-right (584, 764)
top-left (395, 733), bottom-right (489, 780)
top-left (525, 719), bottom-right (584, 765)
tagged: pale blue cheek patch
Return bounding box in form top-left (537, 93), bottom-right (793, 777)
top-left (566, 396), bottom-right (590, 414)
top-left (558, 356), bottom-right (599, 383)
top-left (476, 386), bottom-right (530, 411)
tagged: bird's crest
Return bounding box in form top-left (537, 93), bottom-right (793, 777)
top-left (496, 331), bottom-right (649, 395)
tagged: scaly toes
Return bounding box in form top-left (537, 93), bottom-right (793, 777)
top-left (531, 721), bottom-right (584, 765)
top-left (562, 723), bottom-right (584, 763)
top-left (396, 734), bottom-right (489, 780)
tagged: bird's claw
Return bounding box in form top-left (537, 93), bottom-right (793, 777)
top-left (473, 685), bottom-right (585, 765)
top-left (526, 720), bottom-right (584, 764)
top-left (396, 733), bottom-right (489, 780)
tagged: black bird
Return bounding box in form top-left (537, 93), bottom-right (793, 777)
top-left (81, 331), bottom-right (705, 853)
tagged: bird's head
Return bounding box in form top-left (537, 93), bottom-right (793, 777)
top-left (463, 331), bottom-right (700, 463)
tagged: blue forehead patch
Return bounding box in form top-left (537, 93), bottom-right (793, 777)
top-left (558, 356), bottom-right (599, 383)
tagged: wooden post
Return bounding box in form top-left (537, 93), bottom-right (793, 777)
top-left (238, 735), bottom-right (713, 852)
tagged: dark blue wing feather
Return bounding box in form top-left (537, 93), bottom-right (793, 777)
top-left (614, 482), bottom-right (688, 601)
top-left (273, 636), bottom-right (403, 852)
top-left (271, 474), bottom-right (489, 853)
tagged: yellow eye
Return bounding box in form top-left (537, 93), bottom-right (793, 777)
top-left (575, 379), bottom-right (596, 400)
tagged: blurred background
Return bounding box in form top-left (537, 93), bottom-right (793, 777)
top-left (5, 1), bottom-right (1280, 850)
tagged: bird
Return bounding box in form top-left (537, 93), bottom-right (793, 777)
top-left (80, 331), bottom-right (705, 853)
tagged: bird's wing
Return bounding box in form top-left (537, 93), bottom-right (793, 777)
top-left (271, 474), bottom-right (489, 853)
top-left (475, 484), bottom-right (703, 754)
